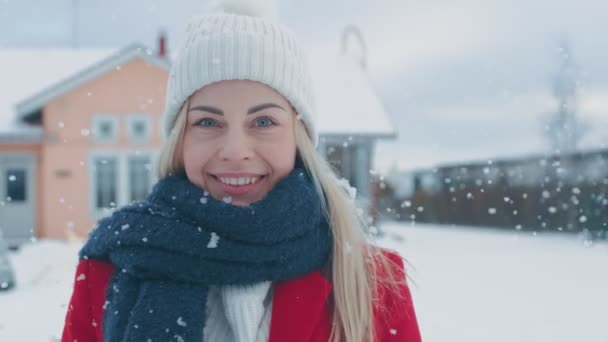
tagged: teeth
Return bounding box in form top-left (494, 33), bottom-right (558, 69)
top-left (218, 177), bottom-right (259, 186)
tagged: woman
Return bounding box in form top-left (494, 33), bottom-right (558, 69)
top-left (62, 2), bottom-right (422, 341)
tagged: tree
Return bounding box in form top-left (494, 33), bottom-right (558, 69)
top-left (543, 38), bottom-right (589, 154)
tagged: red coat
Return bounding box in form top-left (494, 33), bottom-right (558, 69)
top-left (62, 250), bottom-right (421, 342)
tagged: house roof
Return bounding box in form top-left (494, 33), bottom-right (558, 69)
top-left (309, 54), bottom-right (396, 138)
top-left (14, 43), bottom-right (171, 121)
top-left (1, 44), bottom-right (395, 139)
top-left (0, 47), bottom-right (115, 133)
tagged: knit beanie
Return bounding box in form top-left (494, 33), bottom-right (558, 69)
top-left (162, 0), bottom-right (318, 146)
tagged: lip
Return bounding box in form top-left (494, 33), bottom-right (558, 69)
top-left (209, 174), bottom-right (267, 196)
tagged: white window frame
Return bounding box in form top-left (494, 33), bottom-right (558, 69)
top-left (92, 114), bottom-right (119, 144)
top-left (90, 154), bottom-right (119, 215)
top-left (126, 114), bottom-right (152, 144)
top-left (126, 153), bottom-right (154, 203)
top-left (88, 149), bottom-right (159, 218)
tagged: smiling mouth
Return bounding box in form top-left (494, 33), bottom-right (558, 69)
top-left (210, 174), bottom-right (268, 186)
top-left (208, 174), bottom-right (268, 197)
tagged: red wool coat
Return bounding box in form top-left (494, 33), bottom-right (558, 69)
top-left (62, 250), bottom-right (422, 342)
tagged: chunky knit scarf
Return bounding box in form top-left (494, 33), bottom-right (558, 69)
top-left (79, 164), bottom-right (332, 342)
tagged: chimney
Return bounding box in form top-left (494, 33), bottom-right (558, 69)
top-left (158, 29), bottom-right (167, 58)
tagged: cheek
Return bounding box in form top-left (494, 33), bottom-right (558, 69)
top-left (182, 135), bottom-right (213, 180)
top-left (261, 136), bottom-right (297, 177)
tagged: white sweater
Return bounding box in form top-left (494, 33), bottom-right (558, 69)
top-left (203, 282), bottom-right (274, 342)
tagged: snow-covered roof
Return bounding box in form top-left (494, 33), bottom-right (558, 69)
top-left (0, 47), bottom-right (116, 133)
top-left (1, 45), bottom-right (395, 139)
top-left (309, 54), bottom-right (396, 138)
top-left (14, 44), bottom-right (171, 121)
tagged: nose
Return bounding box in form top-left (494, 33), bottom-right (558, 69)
top-left (217, 128), bottom-right (253, 161)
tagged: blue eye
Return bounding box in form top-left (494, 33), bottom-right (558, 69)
top-left (196, 118), bottom-right (218, 127)
top-left (255, 117), bottom-right (275, 127)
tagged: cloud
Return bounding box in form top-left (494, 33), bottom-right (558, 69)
top-left (373, 88), bottom-right (608, 172)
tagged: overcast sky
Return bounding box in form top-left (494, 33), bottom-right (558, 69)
top-left (1, 0), bottom-right (607, 172)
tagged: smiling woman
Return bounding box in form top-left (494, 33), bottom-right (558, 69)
top-left (61, 0), bottom-right (421, 341)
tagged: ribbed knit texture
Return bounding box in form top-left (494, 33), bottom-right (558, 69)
top-left (203, 282), bottom-right (273, 342)
top-left (163, 12), bottom-right (318, 145)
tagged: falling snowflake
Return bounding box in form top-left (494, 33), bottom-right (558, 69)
top-left (369, 226), bottom-right (379, 235)
top-left (400, 200), bottom-right (411, 208)
top-left (76, 274), bottom-right (86, 281)
top-left (207, 232), bottom-right (220, 248)
top-left (200, 197), bottom-right (208, 204)
top-left (337, 178), bottom-right (357, 199)
top-left (177, 317), bottom-right (187, 327)
top-left (222, 196), bottom-right (233, 204)
top-left (344, 241), bottom-right (352, 254)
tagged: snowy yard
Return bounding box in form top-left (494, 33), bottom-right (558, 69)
top-left (0, 222), bottom-right (607, 341)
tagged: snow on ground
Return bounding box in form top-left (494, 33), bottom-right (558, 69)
top-left (376, 222), bottom-right (608, 342)
top-left (0, 240), bottom-right (81, 341)
top-left (0, 223), bottom-right (607, 341)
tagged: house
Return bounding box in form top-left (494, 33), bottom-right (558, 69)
top-left (0, 32), bottom-right (396, 247)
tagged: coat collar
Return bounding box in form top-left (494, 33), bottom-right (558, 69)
top-left (269, 270), bottom-right (333, 342)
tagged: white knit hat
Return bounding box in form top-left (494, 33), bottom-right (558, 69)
top-left (163, 0), bottom-right (318, 146)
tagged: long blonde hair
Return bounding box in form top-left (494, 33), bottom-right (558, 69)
top-left (158, 99), bottom-right (405, 342)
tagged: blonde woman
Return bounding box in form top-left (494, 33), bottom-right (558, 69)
top-left (62, 1), bottom-right (421, 341)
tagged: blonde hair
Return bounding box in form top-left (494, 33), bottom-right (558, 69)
top-left (158, 99), bottom-right (405, 342)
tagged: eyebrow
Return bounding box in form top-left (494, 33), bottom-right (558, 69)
top-left (188, 103), bottom-right (287, 116)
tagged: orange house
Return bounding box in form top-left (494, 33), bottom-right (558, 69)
top-left (0, 29), bottom-right (397, 247)
top-left (0, 44), bottom-right (170, 246)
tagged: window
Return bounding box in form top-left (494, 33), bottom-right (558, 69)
top-left (325, 142), bottom-right (358, 187)
top-left (94, 157), bottom-right (117, 209)
top-left (5, 169), bottom-right (26, 202)
top-left (127, 115), bottom-right (151, 143)
top-left (128, 156), bottom-right (152, 202)
top-left (92, 115), bottom-right (118, 143)
top-left (90, 151), bottom-right (158, 215)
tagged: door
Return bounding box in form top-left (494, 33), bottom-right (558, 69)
top-left (0, 153), bottom-right (35, 247)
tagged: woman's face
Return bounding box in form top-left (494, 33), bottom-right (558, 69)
top-left (182, 80), bottom-right (297, 207)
